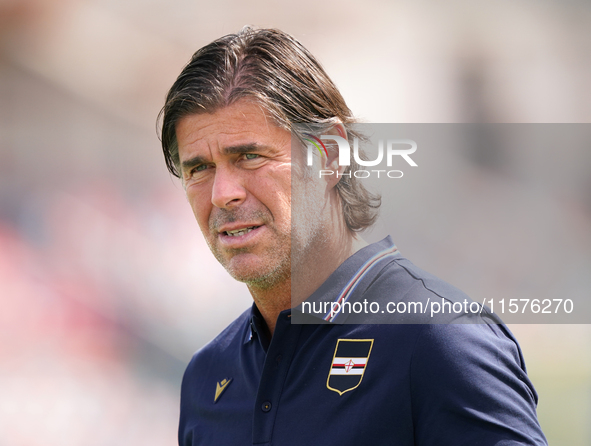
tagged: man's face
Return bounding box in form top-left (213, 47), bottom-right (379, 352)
top-left (176, 100), bottom-right (292, 288)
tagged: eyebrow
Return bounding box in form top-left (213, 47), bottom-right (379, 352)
top-left (180, 143), bottom-right (265, 172)
top-left (222, 143), bottom-right (261, 155)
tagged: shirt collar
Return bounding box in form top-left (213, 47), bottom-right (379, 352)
top-left (294, 236), bottom-right (400, 323)
top-left (244, 303), bottom-right (292, 348)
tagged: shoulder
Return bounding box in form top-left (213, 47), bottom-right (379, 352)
top-left (408, 323), bottom-right (546, 445)
top-left (355, 255), bottom-right (491, 323)
top-left (371, 255), bottom-right (472, 303)
top-left (410, 323), bottom-right (529, 384)
top-left (183, 307), bottom-right (251, 380)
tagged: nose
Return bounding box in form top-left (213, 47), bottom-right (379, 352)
top-left (211, 166), bottom-right (247, 209)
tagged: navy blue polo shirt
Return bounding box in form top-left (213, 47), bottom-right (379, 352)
top-left (179, 237), bottom-right (547, 445)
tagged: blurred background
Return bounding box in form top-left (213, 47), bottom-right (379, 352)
top-left (0, 0), bottom-right (590, 444)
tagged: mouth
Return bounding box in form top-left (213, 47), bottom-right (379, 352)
top-left (223, 225), bottom-right (262, 237)
top-left (217, 224), bottom-right (265, 249)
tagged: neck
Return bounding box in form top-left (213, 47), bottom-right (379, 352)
top-left (249, 231), bottom-right (367, 336)
top-left (247, 277), bottom-right (291, 336)
top-left (290, 232), bottom-right (367, 308)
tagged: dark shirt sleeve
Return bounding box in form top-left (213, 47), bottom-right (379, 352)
top-left (409, 323), bottom-right (547, 445)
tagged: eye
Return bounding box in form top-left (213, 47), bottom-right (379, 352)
top-left (193, 164), bottom-right (208, 172)
top-left (244, 153), bottom-right (259, 160)
top-left (185, 163), bottom-right (210, 181)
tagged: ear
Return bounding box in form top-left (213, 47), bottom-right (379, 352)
top-left (322, 124), bottom-right (348, 189)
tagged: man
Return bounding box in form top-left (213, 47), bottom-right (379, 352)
top-left (159, 27), bottom-right (547, 445)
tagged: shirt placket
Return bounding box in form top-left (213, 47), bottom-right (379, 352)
top-left (251, 312), bottom-right (302, 446)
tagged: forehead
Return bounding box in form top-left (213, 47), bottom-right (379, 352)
top-left (175, 101), bottom-right (289, 158)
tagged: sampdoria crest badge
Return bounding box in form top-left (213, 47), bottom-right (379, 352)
top-left (326, 339), bottom-right (374, 395)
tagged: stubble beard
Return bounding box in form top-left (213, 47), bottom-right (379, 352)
top-left (290, 176), bottom-right (331, 281)
top-left (206, 208), bottom-right (292, 290)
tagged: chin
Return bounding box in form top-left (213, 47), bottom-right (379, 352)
top-left (224, 259), bottom-right (289, 290)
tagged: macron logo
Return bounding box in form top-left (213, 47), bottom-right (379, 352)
top-left (214, 378), bottom-right (232, 403)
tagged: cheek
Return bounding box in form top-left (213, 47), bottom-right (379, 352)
top-left (262, 170), bottom-right (291, 211)
top-left (186, 189), bottom-right (212, 232)
top-left (268, 164), bottom-right (292, 195)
